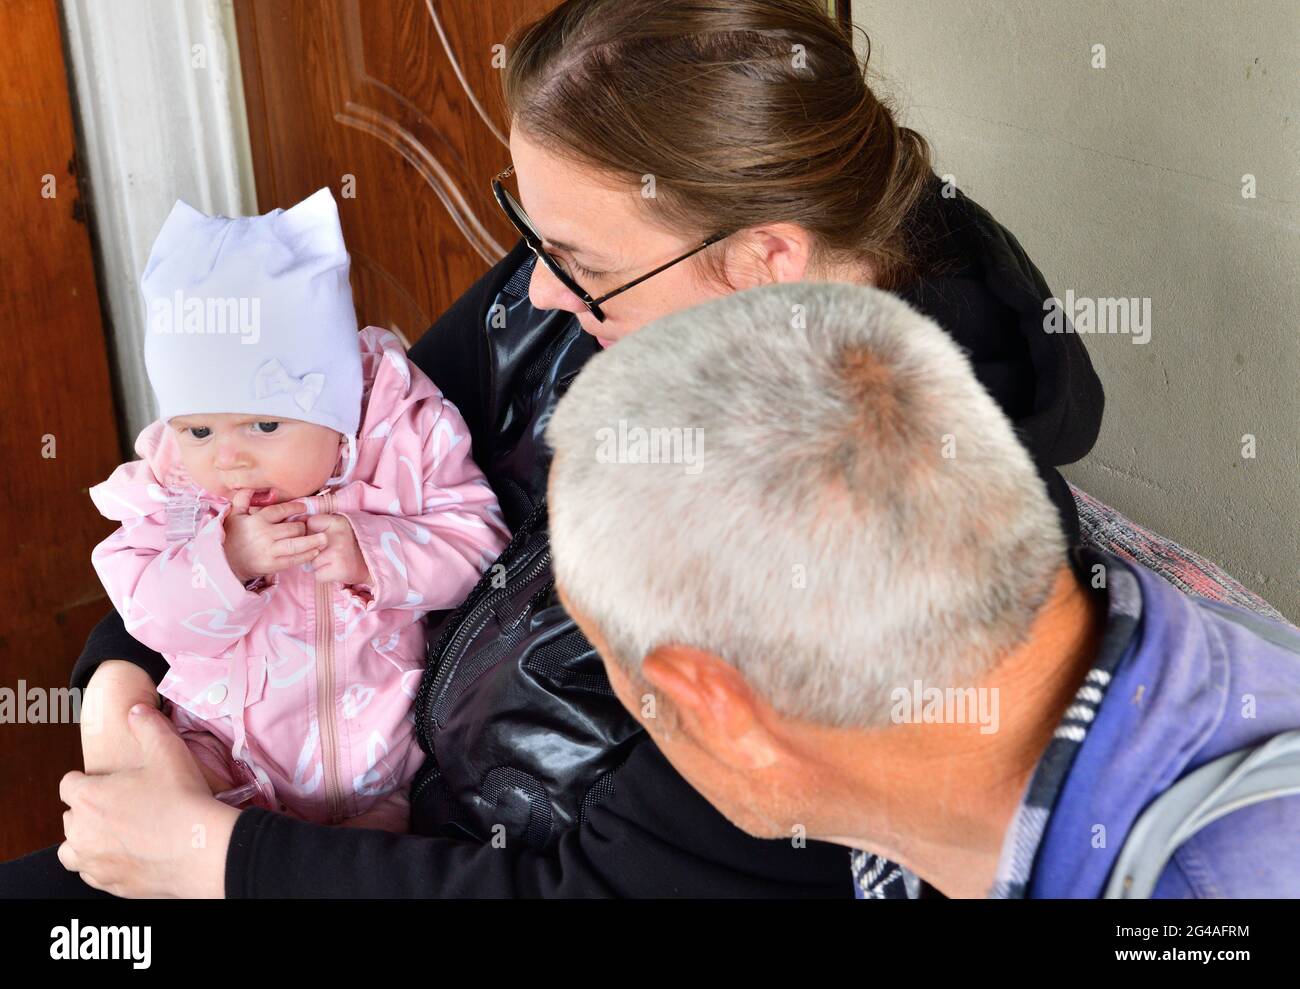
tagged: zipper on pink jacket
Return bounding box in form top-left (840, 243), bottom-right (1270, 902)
top-left (314, 491), bottom-right (345, 822)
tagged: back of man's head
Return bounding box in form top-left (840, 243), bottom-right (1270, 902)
top-left (546, 282), bottom-right (1067, 728)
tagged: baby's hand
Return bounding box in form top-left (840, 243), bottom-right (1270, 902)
top-left (222, 490), bottom-right (326, 582)
top-left (302, 514), bottom-right (373, 586)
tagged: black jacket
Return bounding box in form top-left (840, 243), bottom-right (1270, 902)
top-left (72, 180), bottom-right (1102, 897)
top-left (897, 178), bottom-right (1103, 535)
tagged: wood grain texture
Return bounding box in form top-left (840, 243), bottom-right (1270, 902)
top-left (0, 0), bottom-right (123, 859)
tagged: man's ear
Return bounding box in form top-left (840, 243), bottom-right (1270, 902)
top-left (641, 644), bottom-right (779, 770)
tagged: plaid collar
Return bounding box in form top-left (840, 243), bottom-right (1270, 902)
top-left (987, 549), bottom-right (1142, 897)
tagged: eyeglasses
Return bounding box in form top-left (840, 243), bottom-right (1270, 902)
top-left (492, 165), bottom-right (728, 323)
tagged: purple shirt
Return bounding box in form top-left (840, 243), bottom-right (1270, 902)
top-left (1011, 552), bottom-right (1300, 897)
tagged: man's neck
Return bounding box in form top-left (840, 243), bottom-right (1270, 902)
top-left (808, 563), bottom-right (1106, 897)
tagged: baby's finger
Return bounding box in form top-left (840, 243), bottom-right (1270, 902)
top-left (271, 533), bottom-right (329, 557)
top-left (229, 489), bottom-right (254, 515)
top-left (267, 520), bottom-right (308, 540)
top-left (304, 513), bottom-right (344, 534)
top-left (255, 501), bottom-right (308, 524)
top-left (271, 547), bottom-right (323, 571)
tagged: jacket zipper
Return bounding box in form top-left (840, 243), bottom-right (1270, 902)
top-left (412, 502), bottom-right (549, 735)
top-left (315, 491), bottom-right (345, 822)
top-left (422, 547), bottom-right (552, 721)
top-left (409, 546), bottom-right (552, 806)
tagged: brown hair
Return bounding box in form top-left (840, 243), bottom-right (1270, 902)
top-left (501, 0), bottom-right (935, 291)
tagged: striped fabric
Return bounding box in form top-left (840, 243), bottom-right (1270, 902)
top-left (850, 851), bottom-right (909, 899)
top-left (1070, 484), bottom-right (1287, 623)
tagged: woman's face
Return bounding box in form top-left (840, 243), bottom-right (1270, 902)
top-left (169, 414), bottom-right (342, 506)
top-left (509, 128), bottom-right (822, 346)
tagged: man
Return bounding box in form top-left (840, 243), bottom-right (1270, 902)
top-left (545, 281), bottom-right (1300, 898)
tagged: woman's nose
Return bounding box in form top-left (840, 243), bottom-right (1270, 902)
top-left (528, 258), bottom-right (585, 315)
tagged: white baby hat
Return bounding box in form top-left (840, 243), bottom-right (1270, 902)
top-left (140, 187), bottom-right (362, 484)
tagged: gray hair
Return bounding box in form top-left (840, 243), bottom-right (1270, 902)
top-left (545, 282), bottom-right (1066, 728)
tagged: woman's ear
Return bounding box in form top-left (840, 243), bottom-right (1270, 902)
top-left (722, 224), bottom-right (815, 290)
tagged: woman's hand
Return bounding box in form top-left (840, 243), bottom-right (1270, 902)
top-left (82, 663), bottom-right (227, 793)
top-left (59, 704), bottom-right (239, 898)
top-left (223, 492), bottom-right (326, 582)
top-left (80, 660), bottom-right (161, 776)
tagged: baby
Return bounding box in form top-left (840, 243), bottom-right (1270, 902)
top-left (88, 188), bottom-right (510, 830)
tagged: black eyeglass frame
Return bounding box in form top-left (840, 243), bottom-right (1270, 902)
top-left (492, 165), bottom-right (728, 323)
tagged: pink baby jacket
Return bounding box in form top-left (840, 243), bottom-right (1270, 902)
top-left (89, 327), bottom-right (510, 825)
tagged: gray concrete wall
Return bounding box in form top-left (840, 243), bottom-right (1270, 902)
top-left (854, 0), bottom-right (1299, 620)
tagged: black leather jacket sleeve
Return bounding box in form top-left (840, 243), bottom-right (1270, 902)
top-left (225, 733), bottom-right (852, 898)
top-left (407, 244), bottom-right (527, 469)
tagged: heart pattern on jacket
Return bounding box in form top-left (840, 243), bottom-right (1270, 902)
top-left (341, 684), bottom-right (375, 720)
top-left (181, 608), bottom-right (250, 639)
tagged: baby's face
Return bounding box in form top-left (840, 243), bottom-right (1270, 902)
top-left (168, 413), bottom-right (342, 506)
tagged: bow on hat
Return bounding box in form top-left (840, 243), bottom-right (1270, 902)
top-left (253, 358), bottom-right (326, 413)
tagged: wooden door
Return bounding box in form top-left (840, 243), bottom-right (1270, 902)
top-left (0, 0), bottom-right (124, 859)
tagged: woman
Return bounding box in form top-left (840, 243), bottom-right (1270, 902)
top-left (9, 0), bottom-right (1100, 898)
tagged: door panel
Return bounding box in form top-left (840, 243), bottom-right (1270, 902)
top-left (0, 0), bottom-right (123, 859)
